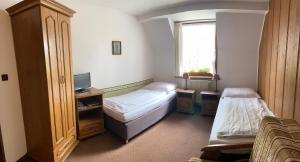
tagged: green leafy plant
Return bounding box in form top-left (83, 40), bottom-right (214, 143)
top-left (198, 67), bottom-right (210, 73)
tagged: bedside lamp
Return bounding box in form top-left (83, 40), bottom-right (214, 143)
top-left (183, 73), bottom-right (189, 90)
top-left (212, 74), bottom-right (221, 92)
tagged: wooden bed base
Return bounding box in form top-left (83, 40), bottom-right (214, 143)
top-left (201, 143), bottom-right (254, 152)
top-left (200, 143), bottom-right (253, 161)
top-left (104, 97), bottom-right (176, 143)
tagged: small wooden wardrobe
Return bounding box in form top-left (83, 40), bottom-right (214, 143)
top-left (6, 0), bottom-right (78, 161)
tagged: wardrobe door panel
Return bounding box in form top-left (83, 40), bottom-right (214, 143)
top-left (41, 7), bottom-right (67, 147)
top-left (58, 13), bottom-right (76, 137)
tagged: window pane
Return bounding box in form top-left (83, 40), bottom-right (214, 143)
top-left (182, 22), bottom-right (216, 73)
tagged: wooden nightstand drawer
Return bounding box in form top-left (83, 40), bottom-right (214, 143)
top-left (79, 119), bottom-right (105, 139)
top-left (177, 98), bottom-right (193, 108)
top-left (202, 100), bottom-right (218, 105)
top-left (200, 91), bottom-right (220, 116)
top-left (201, 102), bottom-right (218, 116)
top-left (176, 89), bottom-right (196, 114)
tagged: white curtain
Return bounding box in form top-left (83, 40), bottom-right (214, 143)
top-left (175, 21), bottom-right (216, 76)
top-left (175, 23), bottom-right (183, 76)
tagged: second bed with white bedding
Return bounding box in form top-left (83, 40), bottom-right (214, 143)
top-left (209, 97), bottom-right (274, 145)
top-left (103, 85), bottom-right (176, 123)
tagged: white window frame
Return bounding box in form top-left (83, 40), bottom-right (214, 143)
top-left (175, 20), bottom-right (217, 77)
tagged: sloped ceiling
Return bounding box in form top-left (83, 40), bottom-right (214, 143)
top-left (71, 0), bottom-right (269, 16)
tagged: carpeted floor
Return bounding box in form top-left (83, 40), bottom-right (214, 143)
top-left (66, 112), bottom-right (214, 162)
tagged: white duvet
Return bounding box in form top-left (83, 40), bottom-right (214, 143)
top-left (103, 89), bottom-right (168, 113)
top-left (216, 98), bottom-right (273, 138)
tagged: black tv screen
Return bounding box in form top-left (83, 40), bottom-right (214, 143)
top-left (74, 72), bottom-right (91, 91)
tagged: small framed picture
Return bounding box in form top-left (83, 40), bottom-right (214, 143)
top-left (112, 41), bottom-right (121, 55)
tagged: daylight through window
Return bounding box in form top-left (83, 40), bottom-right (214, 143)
top-left (176, 21), bottom-right (216, 75)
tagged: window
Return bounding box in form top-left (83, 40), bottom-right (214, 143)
top-left (175, 21), bottom-right (216, 76)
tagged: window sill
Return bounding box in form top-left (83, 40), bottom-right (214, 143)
top-left (174, 75), bottom-right (213, 80)
top-left (189, 76), bottom-right (213, 80)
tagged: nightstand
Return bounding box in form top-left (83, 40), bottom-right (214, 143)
top-left (75, 88), bottom-right (105, 140)
top-left (176, 88), bottom-right (196, 114)
top-left (200, 91), bottom-right (220, 116)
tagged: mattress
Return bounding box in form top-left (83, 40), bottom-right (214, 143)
top-left (209, 98), bottom-right (274, 145)
top-left (103, 89), bottom-right (176, 123)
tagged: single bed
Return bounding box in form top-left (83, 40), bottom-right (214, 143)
top-left (207, 88), bottom-right (274, 153)
top-left (103, 82), bottom-right (177, 142)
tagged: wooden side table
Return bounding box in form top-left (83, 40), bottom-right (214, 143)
top-left (176, 88), bottom-right (196, 114)
top-left (75, 88), bottom-right (106, 139)
top-left (200, 91), bottom-right (220, 116)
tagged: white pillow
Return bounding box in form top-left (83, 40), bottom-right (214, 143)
top-left (143, 82), bottom-right (177, 93)
top-left (221, 88), bottom-right (261, 98)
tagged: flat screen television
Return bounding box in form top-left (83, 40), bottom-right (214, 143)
top-left (74, 72), bottom-right (91, 92)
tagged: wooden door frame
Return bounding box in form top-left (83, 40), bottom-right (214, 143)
top-left (0, 126), bottom-right (5, 162)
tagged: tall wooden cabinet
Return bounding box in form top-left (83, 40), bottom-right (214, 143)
top-left (6, 0), bottom-right (78, 161)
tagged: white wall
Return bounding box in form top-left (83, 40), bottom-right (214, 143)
top-left (59, 0), bottom-right (154, 89)
top-left (143, 12), bottom-right (265, 92)
top-left (143, 18), bottom-right (176, 83)
top-left (143, 18), bottom-right (213, 101)
top-left (216, 12), bottom-right (265, 90)
top-left (0, 9), bottom-right (27, 162)
top-left (0, 0), bottom-right (154, 161)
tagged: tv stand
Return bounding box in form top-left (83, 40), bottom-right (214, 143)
top-left (75, 88), bottom-right (105, 139)
top-left (75, 88), bottom-right (89, 93)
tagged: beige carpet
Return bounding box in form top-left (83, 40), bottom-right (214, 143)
top-left (66, 112), bottom-right (214, 162)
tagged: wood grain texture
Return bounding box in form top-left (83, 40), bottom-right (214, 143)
top-left (41, 6), bottom-right (66, 148)
top-left (57, 13), bottom-right (77, 146)
top-left (282, 0), bottom-right (300, 118)
top-left (268, 0), bottom-right (281, 110)
top-left (201, 143), bottom-right (253, 152)
top-left (7, 0), bottom-right (77, 161)
top-left (295, 51), bottom-right (300, 123)
top-left (6, 0), bottom-right (75, 17)
top-left (75, 88), bottom-right (105, 140)
top-left (274, 0), bottom-right (290, 117)
top-left (258, 14), bottom-right (269, 99)
top-left (10, 6), bottom-right (54, 161)
top-left (258, 0), bottom-right (300, 121)
top-left (264, 0), bottom-right (274, 106)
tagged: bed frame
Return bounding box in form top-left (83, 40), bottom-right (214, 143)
top-left (104, 97), bottom-right (175, 143)
top-left (100, 79), bottom-right (176, 143)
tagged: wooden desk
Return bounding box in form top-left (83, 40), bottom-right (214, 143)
top-left (75, 88), bottom-right (105, 139)
top-left (176, 89), bottom-right (196, 114)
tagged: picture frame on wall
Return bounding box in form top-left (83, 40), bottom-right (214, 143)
top-left (112, 41), bottom-right (122, 55)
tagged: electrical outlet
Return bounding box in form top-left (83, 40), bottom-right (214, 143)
top-left (1, 74), bottom-right (8, 81)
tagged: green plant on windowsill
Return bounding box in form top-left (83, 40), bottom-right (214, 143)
top-left (189, 68), bottom-right (212, 77)
top-left (198, 67), bottom-right (210, 73)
